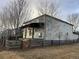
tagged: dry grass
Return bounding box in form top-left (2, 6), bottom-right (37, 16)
top-left (0, 44), bottom-right (79, 59)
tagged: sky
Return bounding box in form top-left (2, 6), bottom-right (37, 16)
top-left (0, 0), bottom-right (79, 21)
top-left (59, 0), bottom-right (79, 20)
top-left (59, 0), bottom-right (79, 13)
top-left (0, 0), bottom-right (8, 8)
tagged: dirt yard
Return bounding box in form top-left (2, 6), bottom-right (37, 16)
top-left (0, 44), bottom-right (79, 59)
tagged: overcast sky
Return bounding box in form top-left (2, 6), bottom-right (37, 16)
top-left (59, 0), bottom-right (79, 20)
top-left (60, 0), bottom-right (79, 13)
top-left (0, 0), bottom-right (79, 21)
top-left (0, 0), bottom-right (8, 8)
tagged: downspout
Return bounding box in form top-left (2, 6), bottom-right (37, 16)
top-left (43, 15), bottom-right (46, 47)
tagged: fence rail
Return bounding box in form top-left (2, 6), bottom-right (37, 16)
top-left (6, 40), bottom-right (21, 49)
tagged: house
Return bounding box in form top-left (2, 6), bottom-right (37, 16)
top-left (21, 14), bottom-right (78, 48)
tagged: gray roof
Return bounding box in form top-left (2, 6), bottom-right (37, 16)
top-left (23, 14), bottom-right (73, 26)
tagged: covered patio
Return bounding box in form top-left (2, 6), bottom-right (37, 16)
top-left (22, 22), bottom-right (44, 40)
top-left (21, 22), bottom-right (45, 48)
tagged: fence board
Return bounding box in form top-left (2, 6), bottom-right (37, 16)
top-left (6, 40), bottom-right (21, 49)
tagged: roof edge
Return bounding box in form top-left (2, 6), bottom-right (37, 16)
top-left (23, 14), bottom-right (73, 26)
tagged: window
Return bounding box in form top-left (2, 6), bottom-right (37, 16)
top-left (23, 29), bottom-right (26, 38)
top-left (35, 28), bottom-right (38, 31)
top-left (67, 32), bottom-right (68, 35)
top-left (29, 28), bottom-right (32, 36)
top-left (39, 32), bottom-right (42, 37)
top-left (25, 29), bottom-right (27, 38)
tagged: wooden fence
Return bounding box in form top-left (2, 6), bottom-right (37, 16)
top-left (5, 40), bottom-right (21, 49)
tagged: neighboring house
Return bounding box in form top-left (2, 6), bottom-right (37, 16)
top-left (21, 14), bottom-right (78, 47)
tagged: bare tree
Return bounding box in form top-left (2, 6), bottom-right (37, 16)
top-left (67, 13), bottom-right (79, 31)
top-left (37, 0), bottom-right (59, 17)
top-left (8, 0), bottom-right (30, 28)
top-left (0, 0), bottom-right (30, 40)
